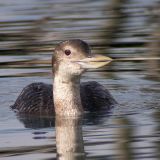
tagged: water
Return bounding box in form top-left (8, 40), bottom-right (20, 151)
top-left (0, 0), bottom-right (160, 159)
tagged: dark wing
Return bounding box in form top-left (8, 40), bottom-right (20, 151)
top-left (11, 82), bottom-right (54, 114)
top-left (80, 81), bottom-right (117, 112)
top-left (11, 81), bottom-right (116, 114)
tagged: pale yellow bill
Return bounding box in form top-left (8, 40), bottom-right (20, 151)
top-left (76, 54), bottom-right (112, 69)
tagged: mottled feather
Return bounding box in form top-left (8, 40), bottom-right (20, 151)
top-left (11, 82), bottom-right (116, 114)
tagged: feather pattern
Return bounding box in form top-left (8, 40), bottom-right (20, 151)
top-left (11, 82), bottom-right (116, 114)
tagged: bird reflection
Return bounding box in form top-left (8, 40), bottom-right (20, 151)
top-left (56, 116), bottom-right (85, 160)
top-left (14, 110), bottom-right (111, 160)
top-left (15, 109), bottom-right (111, 160)
top-left (16, 110), bottom-right (110, 129)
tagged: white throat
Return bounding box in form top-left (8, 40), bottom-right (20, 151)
top-left (53, 73), bottom-right (83, 116)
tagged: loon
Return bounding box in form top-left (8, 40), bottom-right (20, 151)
top-left (11, 39), bottom-right (116, 116)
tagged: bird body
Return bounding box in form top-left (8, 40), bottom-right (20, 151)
top-left (11, 82), bottom-right (116, 115)
top-left (11, 39), bottom-right (116, 116)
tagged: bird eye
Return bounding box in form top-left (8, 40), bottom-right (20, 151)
top-left (64, 49), bottom-right (71, 56)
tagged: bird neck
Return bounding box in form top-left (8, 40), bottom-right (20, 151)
top-left (53, 73), bottom-right (83, 116)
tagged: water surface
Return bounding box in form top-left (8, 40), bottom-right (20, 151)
top-left (0, 0), bottom-right (160, 159)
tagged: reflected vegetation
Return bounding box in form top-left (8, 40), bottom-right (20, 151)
top-left (146, 1), bottom-right (160, 80)
top-left (0, 0), bottom-right (160, 159)
top-left (154, 111), bottom-right (160, 160)
top-left (0, 0), bottom-right (159, 78)
top-left (115, 117), bottom-right (134, 160)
